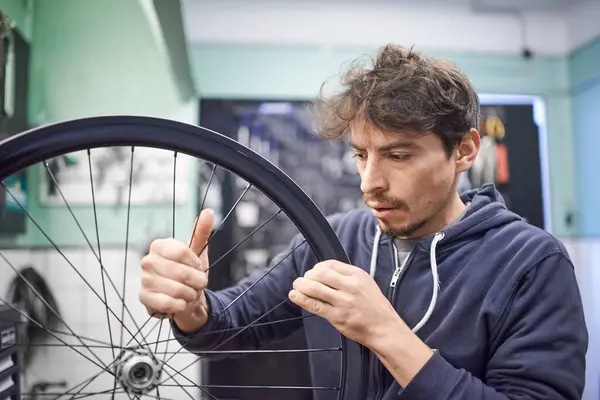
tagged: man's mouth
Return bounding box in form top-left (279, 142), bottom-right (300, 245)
top-left (369, 204), bottom-right (397, 218)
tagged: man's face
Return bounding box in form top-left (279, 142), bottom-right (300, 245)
top-left (349, 122), bottom-right (474, 239)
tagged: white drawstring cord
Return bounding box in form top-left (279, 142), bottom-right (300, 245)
top-left (369, 226), bottom-right (382, 278)
top-left (369, 225), bottom-right (443, 333)
top-left (412, 231), bottom-right (444, 333)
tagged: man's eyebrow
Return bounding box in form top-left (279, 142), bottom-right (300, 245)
top-left (349, 140), bottom-right (418, 152)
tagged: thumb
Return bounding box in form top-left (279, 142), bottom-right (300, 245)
top-left (189, 208), bottom-right (215, 258)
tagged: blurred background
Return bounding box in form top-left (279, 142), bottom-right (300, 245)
top-left (0, 0), bottom-right (598, 398)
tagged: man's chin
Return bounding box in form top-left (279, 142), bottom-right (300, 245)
top-left (377, 219), bottom-right (426, 239)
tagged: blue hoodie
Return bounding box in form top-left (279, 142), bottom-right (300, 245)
top-left (173, 185), bottom-right (588, 399)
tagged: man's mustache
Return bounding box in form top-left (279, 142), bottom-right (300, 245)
top-left (363, 195), bottom-right (410, 212)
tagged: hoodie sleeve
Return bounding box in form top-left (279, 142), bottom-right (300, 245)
top-left (170, 231), bottom-right (313, 355)
top-left (395, 252), bottom-right (588, 400)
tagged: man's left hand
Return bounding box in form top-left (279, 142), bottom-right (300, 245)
top-left (288, 260), bottom-right (404, 349)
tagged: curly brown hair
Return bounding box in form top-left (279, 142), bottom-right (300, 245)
top-left (311, 44), bottom-right (480, 156)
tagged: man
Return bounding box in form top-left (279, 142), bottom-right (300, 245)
top-left (139, 44), bottom-right (588, 399)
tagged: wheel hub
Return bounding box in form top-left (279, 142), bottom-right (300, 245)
top-left (114, 347), bottom-right (162, 395)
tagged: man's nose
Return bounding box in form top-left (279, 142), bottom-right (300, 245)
top-left (360, 158), bottom-right (387, 194)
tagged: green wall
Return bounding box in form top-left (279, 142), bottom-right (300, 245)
top-left (0, 0), bottom-right (33, 41)
top-left (570, 38), bottom-right (600, 237)
top-left (0, 0), bottom-right (198, 249)
top-left (189, 44), bottom-right (576, 238)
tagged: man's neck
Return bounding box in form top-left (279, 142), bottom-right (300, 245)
top-left (399, 193), bottom-right (466, 240)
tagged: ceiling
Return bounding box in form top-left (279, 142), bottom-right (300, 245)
top-left (471, 0), bottom-right (589, 12)
top-left (185, 0), bottom-right (592, 13)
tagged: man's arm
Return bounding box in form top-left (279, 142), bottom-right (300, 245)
top-left (371, 252), bottom-right (588, 400)
top-left (171, 232), bottom-right (314, 354)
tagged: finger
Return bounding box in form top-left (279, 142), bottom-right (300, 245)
top-left (288, 289), bottom-right (332, 318)
top-left (149, 238), bottom-right (200, 270)
top-left (142, 271), bottom-right (198, 303)
top-left (189, 208), bottom-right (215, 257)
top-left (139, 290), bottom-right (188, 315)
top-left (144, 308), bottom-right (170, 320)
top-left (316, 260), bottom-right (357, 276)
top-left (304, 266), bottom-right (346, 290)
top-left (293, 277), bottom-right (338, 304)
top-left (143, 254), bottom-right (207, 291)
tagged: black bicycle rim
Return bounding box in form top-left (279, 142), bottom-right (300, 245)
top-left (0, 115), bottom-right (368, 400)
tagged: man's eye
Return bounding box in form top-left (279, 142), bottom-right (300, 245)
top-left (352, 153), bottom-right (366, 160)
top-left (389, 153), bottom-right (409, 160)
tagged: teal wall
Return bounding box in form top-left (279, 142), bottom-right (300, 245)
top-left (0, 0), bottom-right (33, 41)
top-left (570, 38), bottom-right (600, 237)
top-left (0, 0), bottom-right (199, 249)
top-left (190, 44), bottom-right (576, 238)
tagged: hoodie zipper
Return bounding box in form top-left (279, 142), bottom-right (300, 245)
top-left (373, 242), bottom-right (413, 400)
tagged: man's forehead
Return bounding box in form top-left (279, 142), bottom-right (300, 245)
top-left (348, 124), bottom-right (417, 148)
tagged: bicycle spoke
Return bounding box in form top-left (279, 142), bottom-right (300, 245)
top-left (160, 297), bottom-right (291, 384)
top-left (161, 326), bottom-right (173, 366)
top-left (157, 365), bottom-right (195, 400)
top-left (172, 151), bottom-right (177, 241)
top-left (71, 390), bottom-right (124, 399)
top-left (120, 146), bottom-right (135, 350)
top-left (155, 315), bottom-right (166, 355)
top-left (155, 152), bottom-right (178, 356)
top-left (160, 362), bottom-right (221, 400)
top-left (14, 343), bottom-right (117, 349)
top-left (139, 393), bottom-right (180, 400)
top-left (43, 160), bottom-right (100, 261)
top-left (188, 347), bottom-right (340, 355)
top-left (206, 209), bottom-right (282, 272)
top-left (22, 390), bottom-right (122, 399)
top-left (218, 238), bottom-right (307, 315)
top-left (43, 328), bottom-right (114, 348)
top-left (0, 319), bottom-right (115, 347)
top-left (212, 298), bottom-right (290, 353)
top-left (0, 180), bottom-right (145, 348)
top-left (88, 149), bottom-right (116, 359)
top-left (0, 298), bottom-right (111, 372)
top-left (198, 182), bottom-right (252, 257)
top-left (143, 313), bottom-right (316, 347)
top-left (166, 384), bottom-right (338, 391)
top-left (127, 314), bottom-right (162, 351)
top-left (0, 252), bottom-right (107, 369)
top-left (154, 305), bottom-right (313, 365)
top-left (188, 163), bottom-right (216, 248)
top-left (55, 359), bottom-right (116, 400)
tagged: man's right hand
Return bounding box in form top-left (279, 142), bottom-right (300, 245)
top-left (139, 209), bottom-right (215, 333)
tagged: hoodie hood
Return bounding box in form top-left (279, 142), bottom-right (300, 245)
top-left (415, 184), bottom-right (522, 251)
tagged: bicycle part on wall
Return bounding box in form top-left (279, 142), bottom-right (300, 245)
top-left (464, 104), bottom-right (544, 229)
top-left (229, 102), bottom-right (365, 281)
top-left (38, 147), bottom-right (193, 208)
top-left (0, 16), bottom-right (30, 237)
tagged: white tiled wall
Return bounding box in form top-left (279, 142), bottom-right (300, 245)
top-left (0, 246), bottom-right (202, 399)
top-left (562, 239), bottom-right (599, 400)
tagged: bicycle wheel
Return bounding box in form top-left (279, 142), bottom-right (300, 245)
top-left (0, 115), bottom-right (367, 400)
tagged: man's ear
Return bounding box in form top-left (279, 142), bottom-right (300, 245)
top-left (456, 128), bottom-right (480, 173)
